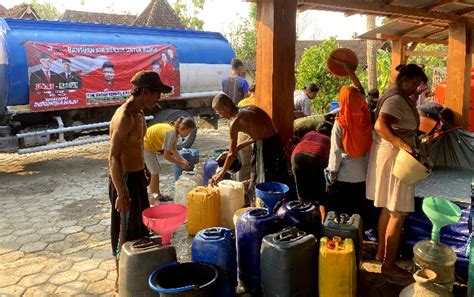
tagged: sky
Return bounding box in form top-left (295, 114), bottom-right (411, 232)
top-left (2, 0), bottom-right (370, 40)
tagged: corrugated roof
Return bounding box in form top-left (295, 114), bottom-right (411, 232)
top-left (59, 10), bottom-right (136, 25)
top-left (6, 4), bottom-right (40, 20)
top-left (133, 0), bottom-right (184, 28)
top-left (358, 19), bottom-right (449, 43)
top-left (298, 0), bottom-right (474, 24)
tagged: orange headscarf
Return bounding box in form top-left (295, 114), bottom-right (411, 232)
top-left (336, 86), bottom-right (372, 158)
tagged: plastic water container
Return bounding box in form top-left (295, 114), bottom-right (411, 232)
top-left (232, 207), bottom-right (258, 228)
top-left (276, 200), bottom-right (322, 239)
top-left (203, 159), bottom-right (219, 186)
top-left (413, 240), bottom-right (457, 291)
top-left (323, 212), bottom-right (363, 268)
top-left (186, 186), bottom-right (220, 235)
top-left (236, 208), bottom-right (281, 294)
top-left (119, 236), bottom-right (177, 297)
top-left (149, 262), bottom-right (219, 297)
top-left (329, 101), bottom-right (340, 112)
top-left (192, 228), bottom-right (237, 297)
top-left (218, 180), bottom-right (245, 229)
top-left (261, 227), bottom-right (318, 297)
top-left (319, 237), bottom-right (356, 297)
top-left (174, 148), bottom-right (200, 181)
top-left (193, 162), bottom-right (205, 186)
top-left (174, 172), bottom-right (200, 205)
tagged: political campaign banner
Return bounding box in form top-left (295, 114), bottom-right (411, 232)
top-left (24, 41), bottom-right (180, 111)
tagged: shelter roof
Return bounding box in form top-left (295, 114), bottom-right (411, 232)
top-left (357, 19), bottom-right (449, 44)
top-left (296, 0), bottom-right (474, 23)
top-left (5, 4), bottom-right (40, 20)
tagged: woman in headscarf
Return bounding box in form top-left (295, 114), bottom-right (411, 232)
top-left (325, 83), bottom-right (372, 216)
top-left (366, 64), bottom-right (428, 277)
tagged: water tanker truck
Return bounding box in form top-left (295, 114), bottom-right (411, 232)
top-left (0, 18), bottom-right (235, 153)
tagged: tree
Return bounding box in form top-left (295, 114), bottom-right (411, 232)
top-left (30, 1), bottom-right (60, 20)
top-left (226, 3), bottom-right (256, 62)
top-left (366, 15), bottom-right (378, 91)
top-left (296, 38), bottom-right (353, 113)
top-left (173, 0), bottom-right (205, 30)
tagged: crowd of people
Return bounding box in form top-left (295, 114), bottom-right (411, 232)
top-left (107, 54), bottom-right (444, 291)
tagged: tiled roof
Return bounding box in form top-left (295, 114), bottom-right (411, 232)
top-left (133, 0), bottom-right (184, 28)
top-left (5, 4), bottom-right (40, 20)
top-left (0, 4), bottom-right (7, 17)
top-left (59, 10), bottom-right (136, 25)
top-left (296, 40), bottom-right (373, 67)
top-left (59, 0), bottom-right (184, 28)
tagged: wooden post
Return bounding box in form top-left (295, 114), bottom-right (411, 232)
top-left (255, 0), bottom-right (297, 145)
top-left (390, 38), bottom-right (407, 85)
top-left (445, 22), bottom-right (472, 127)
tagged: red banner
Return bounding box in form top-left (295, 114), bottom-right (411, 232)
top-left (24, 42), bottom-right (180, 112)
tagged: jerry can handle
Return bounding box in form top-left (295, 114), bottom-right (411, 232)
top-left (334, 213), bottom-right (349, 224)
top-left (132, 236), bottom-right (162, 249)
top-left (202, 227), bottom-right (233, 240)
top-left (276, 227), bottom-right (305, 242)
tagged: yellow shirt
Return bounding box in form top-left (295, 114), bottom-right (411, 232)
top-left (237, 95), bottom-right (255, 107)
top-left (144, 123), bottom-right (175, 153)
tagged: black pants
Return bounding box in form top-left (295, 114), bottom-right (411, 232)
top-left (248, 134), bottom-right (293, 205)
top-left (291, 152), bottom-right (328, 206)
top-left (109, 170), bottom-right (150, 256)
top-left (327, 181), bottom-right (366, 217)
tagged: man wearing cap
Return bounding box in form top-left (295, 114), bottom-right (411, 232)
top-left (108, 70), bottom-right (172, 292)
top-left (58, 58), bottom-right (82, 89)
top-left (221, 58), bottom-right (249, 105)
top-left (29, 52), bottom-right (60, 89)
top-left (293, 83), bottom-right (319, 118)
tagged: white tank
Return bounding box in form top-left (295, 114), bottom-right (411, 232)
top-left (218, 180), bottom-right (245, 229)
top-left (174, 172), bottom-right (200, 204)
top-left (193, 162), bottom-right (205, 186)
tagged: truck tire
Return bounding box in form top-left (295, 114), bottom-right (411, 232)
top-left (151, 109), bottom-right (197, 149)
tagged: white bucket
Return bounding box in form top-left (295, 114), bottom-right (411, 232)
top-left (392, 149), bottom-right (431, 185)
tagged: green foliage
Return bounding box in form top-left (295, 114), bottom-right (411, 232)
top-left (226, 4), bottom-right (256, 61)
top-left (407, 44), bottom-right (447, 82)
top-left (173, 0), bottom-right (205, 30)
top-left (374, 49), bottom-right (392, 92)
top-left (30, 1), bottom-right (60, 20)
top-left (296, 38), bottom-right (352, 113)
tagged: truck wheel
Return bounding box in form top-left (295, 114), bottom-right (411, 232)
top-left (151, 109), bottom-right (197, 149)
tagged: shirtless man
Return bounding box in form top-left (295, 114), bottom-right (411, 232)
top-left (209, 93), bottom-right (290, 205)
top-left (109, 70), bottom-right (171, 291)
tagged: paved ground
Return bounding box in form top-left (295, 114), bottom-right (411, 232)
top-left (0, 126), bottom-right (228, 296)
top-left (0, 122), bottom-right (469, 296)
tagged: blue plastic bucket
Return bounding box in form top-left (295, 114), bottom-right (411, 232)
top-left (329, 101), bottom-right (339, 112)
top-left (149, 262), bottom-right (218, 296)
top-left (255, 182), bottom-right (289, 213)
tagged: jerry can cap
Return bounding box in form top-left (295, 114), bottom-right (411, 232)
top-left (287, 200), bottom-right (315, 211)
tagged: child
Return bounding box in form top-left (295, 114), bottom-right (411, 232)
top-left (144, 116), bottom-right (196, 203)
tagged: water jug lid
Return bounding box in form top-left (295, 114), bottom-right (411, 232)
top-left (413, 240), bottom-right (457, 264)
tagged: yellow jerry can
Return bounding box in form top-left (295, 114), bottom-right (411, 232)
top-left (186, 186), bottom-right (220, 235)
top-left (319, 236), bottom-right (357, 297)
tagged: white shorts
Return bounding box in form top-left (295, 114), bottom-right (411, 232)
top-left (144, 150), bottom-right (161, 175)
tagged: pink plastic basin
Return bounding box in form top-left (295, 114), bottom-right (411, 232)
top-left (142, 204), bottom-right (188, 245)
